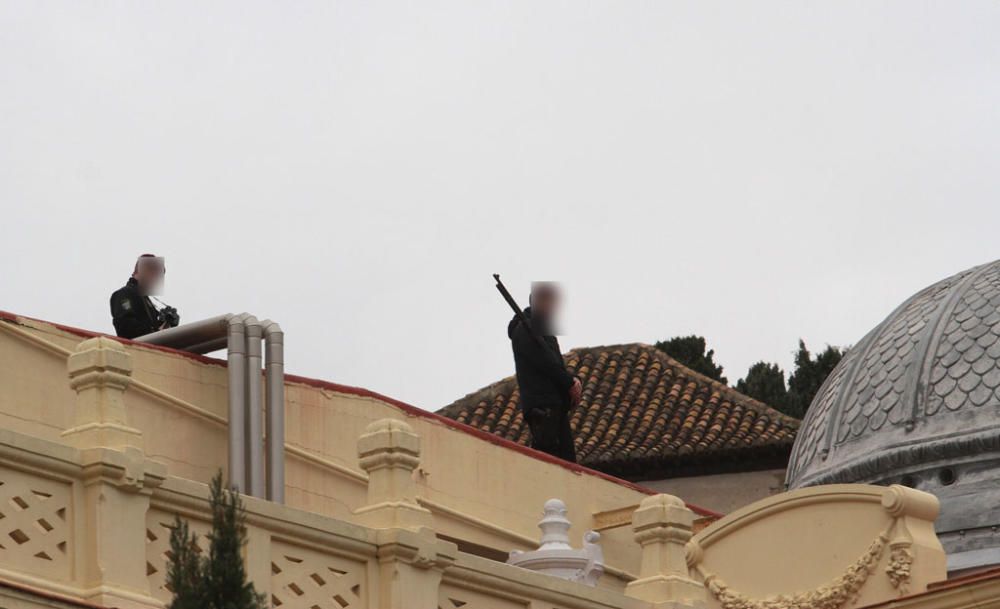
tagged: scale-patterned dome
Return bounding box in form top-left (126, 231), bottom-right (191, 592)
top-left (786, 259), bottom-right (1000, 571)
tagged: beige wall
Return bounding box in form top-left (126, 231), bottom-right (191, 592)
top-left (0, 314), bottom-right (662, 589)
top-left (642, 469), bottom-right (786, 514)
top-left (0, 584), bottom-right (104, 609)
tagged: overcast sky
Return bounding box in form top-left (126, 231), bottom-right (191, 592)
top-left (2, 1), bottom-right (998, 411)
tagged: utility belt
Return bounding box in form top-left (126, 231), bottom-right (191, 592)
top-left (524, 404), bottom-right (569, 423)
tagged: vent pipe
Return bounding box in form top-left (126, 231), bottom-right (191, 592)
top-left (135, 313), bottom-right (284, 501)
top-left (261, 320), bottom-right (285, 503)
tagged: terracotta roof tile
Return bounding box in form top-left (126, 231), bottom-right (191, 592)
top-left (438, 344), bottom-right (800, 479)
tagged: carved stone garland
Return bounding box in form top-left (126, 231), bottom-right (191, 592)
top-left (885, 546), bottom-right (913, 594)
top-left (695, 522), bottom-right (906, 609)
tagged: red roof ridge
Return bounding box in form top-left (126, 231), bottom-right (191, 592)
top-left (0, 309), bottom-right (721, 519)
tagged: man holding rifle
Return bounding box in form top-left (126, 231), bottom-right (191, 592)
top-left (495, 276), bottom-right (581, 462)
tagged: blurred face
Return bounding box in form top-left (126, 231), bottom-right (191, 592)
top-left (134, 256), bottom-right (166, 294)
top-left (530, 282), bottom-right (561, 319)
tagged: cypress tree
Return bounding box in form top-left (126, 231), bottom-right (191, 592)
top-left (203, 472), bottom-right (266, 609)
top-left (654, 335), bottom-right (728, 384)
top-left (165, 471), bottom-right (266, 609)
top-left (736, 362), bottom-right (790, 414)
top-left (786, 341), bottom-right (845, 418)
top-left (166, 517), bottom-right (204, 609)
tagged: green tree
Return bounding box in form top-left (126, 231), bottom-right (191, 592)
top-left (166, 472), bottom-right (266, 609)
top-left (735, 362), bottom-right (789, 413)
top-left (786, 340), bottom-right (845, 418)
top-left (166, 517), bottom-right (204, 609)
top-left (654, 335), bottom-right (727, 384)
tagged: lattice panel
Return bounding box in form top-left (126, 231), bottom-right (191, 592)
top-left (438, 584), bottom-right (527, 609)
top-left (145, 509), bottom-right (211, 602)
top-left (0, 467), bottom-right (72, 581)
top-left (271, 540), bottom-right (367, 609)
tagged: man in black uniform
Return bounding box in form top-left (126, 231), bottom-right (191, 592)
top-left (110, 254), bottom-right (170, 339)
top-left (508, 282), bottom-right (582, 462)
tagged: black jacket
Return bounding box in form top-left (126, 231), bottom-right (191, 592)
top-left (110, 277), bottom-right (160, 339)
top-left (508, 308), bottom-right (575, 413)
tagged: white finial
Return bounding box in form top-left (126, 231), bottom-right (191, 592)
top-left (539, 499), bottom-right (573, 550)
top-left (508, 498), bottom-right (604, 586)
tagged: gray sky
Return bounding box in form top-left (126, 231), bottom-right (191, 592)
top-left (2, 1), bottom-right (998, 411)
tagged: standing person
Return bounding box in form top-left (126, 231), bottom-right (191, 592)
top-left (110, 254), bottom-right (177, 339)
top-left (508, 282), bottom-right (582, 462)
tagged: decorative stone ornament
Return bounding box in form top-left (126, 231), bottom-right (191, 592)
top-left (685, 484), bottom-right (946, 609)
top-left (625, 494), bottom-right (706, 608)
top-left (62, 336), bottom-right (143, 450)
top-left (354, 418), bottom-right (433, 531)
top-left (353, 419), bottom-right (458, 609)
top-left (507, 498), bottom-right (604, 586)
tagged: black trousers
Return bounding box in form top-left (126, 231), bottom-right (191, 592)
top-left (524, 406), bottom-right (577, 463)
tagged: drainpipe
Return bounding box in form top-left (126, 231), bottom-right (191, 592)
top-left (262, 320), bottom-right (285, 503)
top-left (244, 316), bottom-right (265, 497)
top-left (227, 314), bottom-right (248, 493)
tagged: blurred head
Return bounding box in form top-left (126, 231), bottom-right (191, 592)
top-left (529, 281), bottom-right (562, 321)
top-left (132, 254), bottom-right (165, 295)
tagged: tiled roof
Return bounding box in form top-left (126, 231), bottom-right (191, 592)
top-left (438, 344), bottom-right (800, 479)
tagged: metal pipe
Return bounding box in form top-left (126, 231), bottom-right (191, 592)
top-left (261, 320), bottom-right (285, 503)
top-left (134, 311), bottom-right (283, 502)
top-left (244, 316), bottom-right (265, 497)
top-left (135, 315), bottom-right (231, 350)
top-left (183, 336), bottom-right (229, 354)
top-left (227, 314), bottom-right (248, 492)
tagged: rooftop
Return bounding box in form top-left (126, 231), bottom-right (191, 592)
top-left (439, 343), bottom-right (800, 480)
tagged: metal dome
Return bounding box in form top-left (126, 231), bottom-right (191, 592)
top-left (786, 259), bottom-right (1000, 571)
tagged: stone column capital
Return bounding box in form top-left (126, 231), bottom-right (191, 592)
top-left (626, 494), bottom-right (707, 608)
top-left (67, 336), bottom-right (133, 392)
top-left (355, 418), bottom-right (432, 531)
top-left (63, 337), bottom-right (142, 451)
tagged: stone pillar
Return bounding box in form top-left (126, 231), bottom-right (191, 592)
top-left (76, 448), bottom-right (165, 609)
top-left (355, 419), bottom-right (455, 609)
top-left (59, 337), bottom-right (166, 608)
top-left (373, 528), bottom-right (456, 609)
top-left (354, 418), bottom-right (433, 531)
top-left (62, 337), bottom-right (143, 450)
top-left (625, 494), bottom-right (706, 608)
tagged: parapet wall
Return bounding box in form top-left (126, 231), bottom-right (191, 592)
top-left (0, 311), bottom-right (670, 588)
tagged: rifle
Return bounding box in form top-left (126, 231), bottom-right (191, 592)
top-left (493, 274), bottom-right (548, 349)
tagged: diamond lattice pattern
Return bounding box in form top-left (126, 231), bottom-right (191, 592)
top-left (0, 468), bottom-right (71, 581)
top-left (145, 509), bottom-right (211, 602)
top-left (271, 540), bottom-right (366, 609)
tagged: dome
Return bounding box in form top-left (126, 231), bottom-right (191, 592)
top-left (786, 259), bottom-right (1000, 571)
